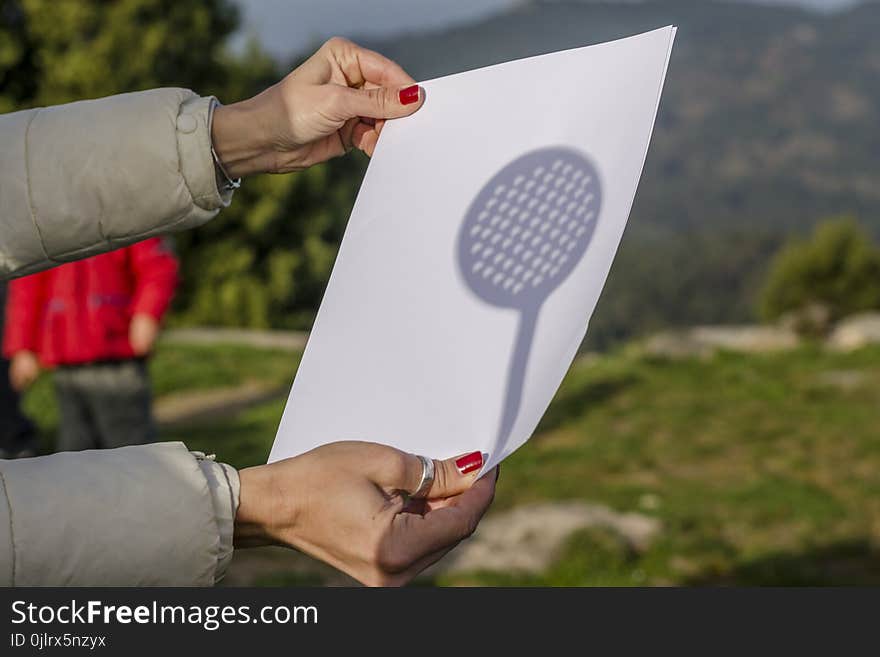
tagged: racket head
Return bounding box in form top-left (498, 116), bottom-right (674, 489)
top-left (457, 146), bottom-right (602, 311)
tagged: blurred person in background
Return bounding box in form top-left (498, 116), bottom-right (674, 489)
top-left (0, 281), bottom-right (38, 459)
top-left (3, 239), bottom-right (178, 451)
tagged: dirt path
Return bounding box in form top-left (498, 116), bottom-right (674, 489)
top-left (162, 327), bottom-right (308, 352)
top-left (155, 381), bottom-right (288, 427)
top-left (154, 327), bottom-right (306, 426)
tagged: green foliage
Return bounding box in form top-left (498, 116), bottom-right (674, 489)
top-left (0, 0), bottom-right (366, 331)
top-left (759, 218), bottom-right (880, 323)
top-left (0, 0), bottom-right (38, 112)
top-left (18, 0), bottom-right (237, 105)
top-left (590, 228), bottom-right (781, 347)
top-left (172, 154), bottom-right (367, 329)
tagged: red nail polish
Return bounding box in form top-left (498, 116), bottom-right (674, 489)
top-left (399, 84), bottom-right (420, 105)
top-left (455, 451), bottom-right (483, 475)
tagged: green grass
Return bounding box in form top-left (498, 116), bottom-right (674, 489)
top-left (22, 342), bottom-right (880, 585)
top-left (452, 344), bottom-right (880, 586)
top-left (163, 398), bottom-right (288, 467)
top-left (22, 342), bottom-right (299, 449)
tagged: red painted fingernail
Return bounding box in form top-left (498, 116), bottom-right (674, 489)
top-left (398, 84), bottom-right (421, 105)
top-left (455, 451), bottom-right (483, 475)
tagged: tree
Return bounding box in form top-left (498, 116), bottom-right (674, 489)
top-left (0, 1), bottom-right (368, 331)
top-left (758, 217), bottom-right (880, 327)
top-left (0, 0), bottom-right (38, 112)
top-left (16, 0), bottom-right (238, 106)
top-left (173, 150), bottom-right (368, 329)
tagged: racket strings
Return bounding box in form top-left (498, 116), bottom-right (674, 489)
top-left (463, 155), bottom-right (599, 299)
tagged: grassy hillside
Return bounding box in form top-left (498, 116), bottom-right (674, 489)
top-left (24, 339), bottom-right (880, 585)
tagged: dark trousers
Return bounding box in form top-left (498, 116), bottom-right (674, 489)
top-left (1, 282), bottom-right (36, 450)
top-left (53, 360), bottom-right (157, 451)
top-left (0, 357), bottom-right (35, 445)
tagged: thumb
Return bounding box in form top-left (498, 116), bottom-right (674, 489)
top-left (336, 83), bottom-right (424, 121)
top-left (425, 451), bottom-right (485, 499)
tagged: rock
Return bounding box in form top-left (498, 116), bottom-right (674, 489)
top-left (638, 493), bottom-right (662, 511)
top-left (643, 325), bottom-right (800, 359)
top-left (429, 501), bottom-right (661, 576)
top-left (154, 382), bottom-right (286, 427)
top-left (827, 312), bottom-right (880, 351)
top-left (779, 303), bottom-right (833, 337)
top-left (690, 325), bottom-right (800, 352)
top-left (643, 331), bottom-right (715, 359)
top-left (814, 370), bottom-right (865, 390)
top-left (162, 327), bottom-right (308, 351)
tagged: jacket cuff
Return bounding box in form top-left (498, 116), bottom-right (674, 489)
top-left (176, 96), bottom-right (233, 212)
top-left (131, 293), bottom-right (171, 322)
top-left (1, 331), bottom-right (36, 359)
top-left (0, 442), bottom-right (230, 585)
top-left (195, 455), bottom-right (240, 583)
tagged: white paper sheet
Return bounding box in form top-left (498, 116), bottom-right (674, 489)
top-left (269, 27), bottom-right (677, 473)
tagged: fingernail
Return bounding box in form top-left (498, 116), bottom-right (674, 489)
top-left (398, 84), bottom-right (421, 105)
top-left (455, 451), bottom-right (483, 475)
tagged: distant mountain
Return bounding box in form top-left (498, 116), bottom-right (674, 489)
top-left (373, 0), bottom-right (879, 234)
top-left (233, 1), bottom-right (866, 60)
top-left (364, 0), bottom-right (880, 345)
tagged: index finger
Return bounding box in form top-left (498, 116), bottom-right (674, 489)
top-left (331, 39), bottom-right (416, 89)
top-left (384, 469), bottom-right (497, 558)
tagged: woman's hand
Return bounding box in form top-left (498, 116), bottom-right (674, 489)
top-left (235, 441), bottom-right (496, 586)
top-left (212, 37), bottom-right (424, 178)
top-left (9, 350), bottom-right (40, 392)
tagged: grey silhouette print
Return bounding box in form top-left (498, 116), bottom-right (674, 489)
top-left (457, 147), bottom-right (602, 457)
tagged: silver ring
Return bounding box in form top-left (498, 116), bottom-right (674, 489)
top-left (411, 455), bottom-right (435, 498)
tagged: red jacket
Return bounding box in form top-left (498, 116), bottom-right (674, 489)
top-left (3, 238), bottom-right (178, 367)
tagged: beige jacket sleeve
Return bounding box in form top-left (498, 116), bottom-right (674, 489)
top-left (0, 89), bottom-right (241, 585)
top-left (0, 444), bottom-right (239, 586)
top-left (0, 87), bottom-right (232, 279)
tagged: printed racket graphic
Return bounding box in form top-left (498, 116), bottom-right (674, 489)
top-left (457, 147), bottom-right (602, 457)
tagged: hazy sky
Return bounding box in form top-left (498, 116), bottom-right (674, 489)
top-left (232, 0), bottom-right (516, 57)
top-left (233, 0), bottom-right (864, 59)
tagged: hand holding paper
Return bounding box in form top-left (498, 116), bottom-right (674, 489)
top-left (236, 443), bottom-right (496, 586)
top-left (212, 37), bottom-right (425, 177)
top-left (270, 27), bottom-right (677, 473)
